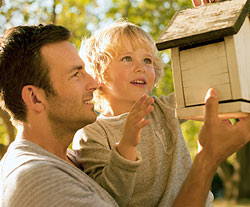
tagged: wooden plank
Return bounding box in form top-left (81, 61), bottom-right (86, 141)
top-left (171, 47), bottom-right (185, 108)
top-left (224, 35), bottom-right (242, 99)
top-left (176, 101), bottom-right (250, 120)
top-left (180, 41), bottom-right (232, 106)
top-left (233, 16), bottom-right (250, 101)
top-left (156, 0), bottom-right (248, 50)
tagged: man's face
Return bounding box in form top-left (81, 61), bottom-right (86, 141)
top-left (41, 41), bottom-right (98, 132)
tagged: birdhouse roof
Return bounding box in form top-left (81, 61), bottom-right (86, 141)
top-left (156, 0), bottom-right (250, 50)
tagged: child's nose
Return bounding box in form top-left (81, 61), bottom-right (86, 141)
top-left (134, 61), bottom-right (145, 73)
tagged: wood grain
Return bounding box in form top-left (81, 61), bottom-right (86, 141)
top-left (156, 0), bottom-right (248, 50)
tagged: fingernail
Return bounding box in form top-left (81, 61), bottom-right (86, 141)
top-left (205, 88), bottom-right (217, 102)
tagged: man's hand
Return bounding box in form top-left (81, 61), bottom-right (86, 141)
top-left (199, 88), bottom-right (250, 166)
top-left (116, 94), bottom-right (154, 161)
top-left (173, 88), bottom-right (250, 207)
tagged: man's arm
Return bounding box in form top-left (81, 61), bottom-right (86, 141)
top-left (173, 88), bottom-right (250, 207)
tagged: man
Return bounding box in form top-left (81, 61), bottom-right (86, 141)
top-left (0, 24), bottom-right (118, 207)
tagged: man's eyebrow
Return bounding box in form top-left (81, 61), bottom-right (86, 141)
top-left (70, 65), bottom-right (83, 72)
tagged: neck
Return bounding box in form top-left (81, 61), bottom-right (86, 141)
top-left (18, 121), bottom-right (74, 162)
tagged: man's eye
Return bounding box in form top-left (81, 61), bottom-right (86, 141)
top-left (122, 56), bottom-right (132, 62)
top-left (73, 72), bottom-right (79, 77)
top-left (144, 58), bottom-right (152, 64)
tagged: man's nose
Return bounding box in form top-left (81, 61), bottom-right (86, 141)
top-left (86, 73), bottom-right (99, 91)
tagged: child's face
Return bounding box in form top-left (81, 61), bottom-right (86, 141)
top-left (103, 40), bottom-right (155, 104)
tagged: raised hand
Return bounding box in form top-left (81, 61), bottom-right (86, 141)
top-left (173, 88), bottom-right (250, 207)
top-left (116, 94), bottom-right (154, 161)
top-left (198, 88), bottom-right (250, 165)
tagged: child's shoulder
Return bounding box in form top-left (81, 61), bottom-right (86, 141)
top-left (153, 93), bottom-right (176, 109)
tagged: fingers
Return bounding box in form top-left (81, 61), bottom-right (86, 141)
top-left (121, 94), bottom-right (154, 149)
top-left (137, 118), bottom-right (151, 129)
top-left (132, 94), bottom-right (154, 116)
top-left (128, 94), bottom-right (154, 127)
top-left (235, 114), bottom-right (250, 142)
top-left (222, 119), bottom-right (232, 126)
top-left (204, 88), bottom-right (219, 125)
top-left (134, 94), bottom-right (153, 108)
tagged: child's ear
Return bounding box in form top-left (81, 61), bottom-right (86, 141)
top-left (99, 82), bottom-right (105, 91)
top-left (96, 77), bottom-right (107, 90)
top-left (22, 85), bottom-right (46, 113)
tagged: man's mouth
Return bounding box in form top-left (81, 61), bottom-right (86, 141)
top-left (83, 98), bottom-right (94, 105)
top-left (83, 100), bottom-right (93, 104)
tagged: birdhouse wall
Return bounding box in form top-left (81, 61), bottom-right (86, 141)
top-left (232, 16), bottom-right (250, 100)
top-left (171, 16), bottom-right (250, 120)
top-left (180, 41), bottom-right (231, 106)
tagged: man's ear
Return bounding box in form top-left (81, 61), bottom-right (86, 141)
top-left (22, 85), bottom-right (46, 113)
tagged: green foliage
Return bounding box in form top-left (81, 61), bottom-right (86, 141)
top-left (55, 0), bottom-right (93, 48)
top-left (180, 120), bottom-right (202, 160)
top-left (0, 119), bottom-right (8, 145)
top-left (152, 60), bottom-right (174, 97)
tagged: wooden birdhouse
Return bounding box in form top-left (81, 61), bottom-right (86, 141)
top-left (156, 0), bottom-right (250, 120)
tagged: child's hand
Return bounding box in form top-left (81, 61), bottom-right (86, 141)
top-left (116, 94), bottom-right (154, 161)
top-left (123, 94), bottom-right (154, 146)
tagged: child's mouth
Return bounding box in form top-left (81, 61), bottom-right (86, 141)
top-left (130, 79), bottom-right (146, 86)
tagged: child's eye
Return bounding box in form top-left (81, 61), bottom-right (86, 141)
top-left (144, 58), bottom-right (152, 64)
top-left (121, 56), bottom-right (132, 62)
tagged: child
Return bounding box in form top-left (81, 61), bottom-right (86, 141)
top-left (73, 20), bottom-right (213, 207)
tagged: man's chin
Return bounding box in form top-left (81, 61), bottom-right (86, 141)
top-left (85, 113), bottom-right (97, 125)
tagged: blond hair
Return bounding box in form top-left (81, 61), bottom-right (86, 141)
top-left (80, 19), bottom-right (164, 112)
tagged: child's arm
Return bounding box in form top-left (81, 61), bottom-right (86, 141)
top-left (73, 94), bottom-right (154, 207)
top-left (173, 89), bottom-right (250, 206)
top-left (116, 94), bottom-right (154, 161)
top-left (73, 123), bottom-right (142, 207)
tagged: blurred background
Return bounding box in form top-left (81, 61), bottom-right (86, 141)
top-left (0, 0), bottom-right (249, 206)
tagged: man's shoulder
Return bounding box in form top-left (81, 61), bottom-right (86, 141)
top-left (1, 151), bottom-right (55, 182)
top-left (0, 155), bottom-right (105, 207)
top-left (0, 140), bottom-right (55, 178)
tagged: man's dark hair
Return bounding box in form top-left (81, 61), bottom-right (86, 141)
top-left (0, 24), bottom-right (70, 122)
